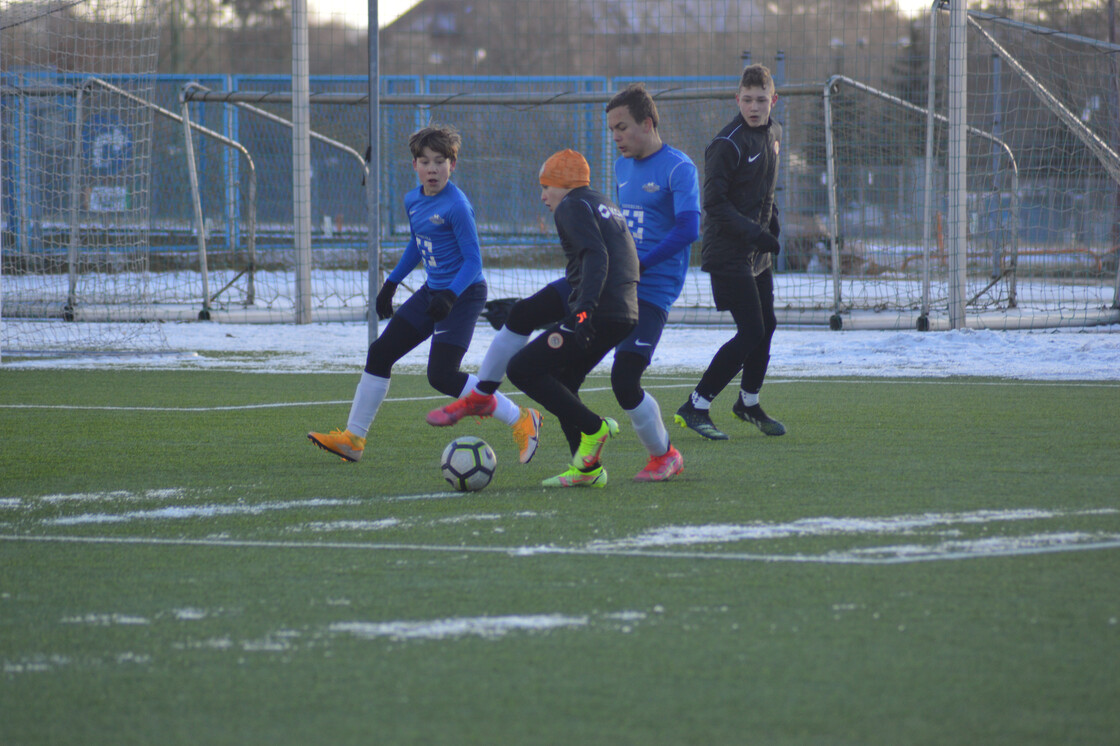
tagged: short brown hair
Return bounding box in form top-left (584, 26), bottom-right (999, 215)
top-left (408, 124), bottom-right (461, 161)
top-left (605, 82), bottom-right (659, 129)
top-left (739, 64), bottom-right (774, 93)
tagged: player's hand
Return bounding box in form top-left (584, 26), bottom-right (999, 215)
top-left (426, 289), bottom-right (458, 322)
top-left (375, 280), bottom-right (398, 320)
top-left (756, 231), bottom-right (781, 255)
top-left (560, 309), bottom-right (595, 349)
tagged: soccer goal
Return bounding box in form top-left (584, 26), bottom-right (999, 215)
top-left (5, 5), bottom-right (1117, 338)
top-left (913, 5), bottom-right (1120, 330)
top-left (1, 0), bottom-right (165, 356)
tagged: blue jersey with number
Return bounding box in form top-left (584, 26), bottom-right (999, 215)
top-left (614, 144), bottom-right (701, 311)
top-left (388, 181), bottom-right (485, 296)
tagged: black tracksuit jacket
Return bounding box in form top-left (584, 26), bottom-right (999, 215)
top-left (699, 114), bottom-right (782, 277)
top-left (552, 186), bottom-right (639, 323)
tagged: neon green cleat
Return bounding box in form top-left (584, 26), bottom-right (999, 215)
top-left (572, 417), bottom-right (619, 470)
top-left (542, 464), bottom-right (608, 488)
top-left (308, 428), bottom-right (365, 462)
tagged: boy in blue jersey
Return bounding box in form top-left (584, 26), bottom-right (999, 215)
top-left (308, 125), bottom-right (541, 464)
top-left (427, 84), bottom-right (700, 483)
top-left (606, 82), bottom-right (700, 481)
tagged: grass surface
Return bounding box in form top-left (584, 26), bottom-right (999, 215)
top-left (2, 369), bottom-right (1119, 745)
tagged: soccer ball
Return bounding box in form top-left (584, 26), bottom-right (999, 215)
top-left (440, 436), bottom-right (497, 492)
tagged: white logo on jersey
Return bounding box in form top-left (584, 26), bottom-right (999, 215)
top-left (429, 214), bottom-right (445, 225)
top-left (642, 182), bottom-right (659, 193)
top-left (748, 153), bottom-right (762, 163)
top-left (598, 204), bottom-right (623, 220)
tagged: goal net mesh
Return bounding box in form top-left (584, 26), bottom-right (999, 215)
top-left (3, 1), bottom-right (1117, 335)
top-left (1, 0), bottom-right (164, 354)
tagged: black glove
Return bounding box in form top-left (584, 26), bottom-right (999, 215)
top-left (755, 231), bottom-right (781, 255)
top-left (426, 288), bottom-right (458, 322)
top-left (375, 280), bottom-right (398, 320)
top-left (560, 309), bottom-right (595, 349)
top-left (481, 297), bottom-right (519, 331)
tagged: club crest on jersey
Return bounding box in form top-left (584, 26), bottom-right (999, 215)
top-left (429, 214), bottom-right (445, 225)
top-left (547, 332), bottom-right (564, 349)
top-left (642, 182), bottom-right (659, 193)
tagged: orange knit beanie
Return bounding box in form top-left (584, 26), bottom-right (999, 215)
top-left (538, 149), bottom-right (590, 189)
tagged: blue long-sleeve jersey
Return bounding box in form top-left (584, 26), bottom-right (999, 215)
top-left (614, 144), bottom-right (701, 311)
top-left (387, 181), bottom-right (485, 296)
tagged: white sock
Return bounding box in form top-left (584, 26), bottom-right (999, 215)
top-left (346, 372), bottom-right (390, 438)
top-left (627, 392), bottom-right (670, 457)
top-left (459, 374), bottom-right (480, 399)
top-left (739, 390), bottom-right (760, 407)
top-left (477, 326), bottom-right (530, 385)
top-left (690, 390), bottom-right (712, 411)
top-left (459, 374), bottom-right (520, 426)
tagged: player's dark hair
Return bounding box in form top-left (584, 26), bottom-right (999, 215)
top-left (605, 82), bottom-right (659, 129)
top-left (739, 64), bottom-right (774, 93)
top-left (408, 124), bottom-right (461, 161)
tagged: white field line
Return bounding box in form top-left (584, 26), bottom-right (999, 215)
top-left (3, 378), bottom-right (1117, 412)
top-left (4, 530), bottom-right (1120, 565)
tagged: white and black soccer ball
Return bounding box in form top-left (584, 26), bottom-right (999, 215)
top-left (440, 436), bottom-right (497, 492)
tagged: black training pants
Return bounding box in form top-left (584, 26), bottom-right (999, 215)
top-left (508, 318), bottom-right (636, 455)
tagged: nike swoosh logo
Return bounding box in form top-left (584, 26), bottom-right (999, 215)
top-left (433, 329), bottom-right (448, 335)
top-left (619, 181), bottom-right (629, 188)
top-left (748, 153), bottom-right (761, 163)
top-left (635, 340), bottom-right (652, 347)
top-left (559, 324), bottom-right (574, 332)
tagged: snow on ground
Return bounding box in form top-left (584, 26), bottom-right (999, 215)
top-left (3, 320), bottom-right (1119, 380)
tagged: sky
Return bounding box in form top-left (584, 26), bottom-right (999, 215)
top-left (7, 322), bottom-right (1120, 380)
top-left (309, 0), bottom-right (937, 29)
top-left (310, 0), bottom-right (421, 27)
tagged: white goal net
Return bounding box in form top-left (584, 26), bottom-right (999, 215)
top-left (1, 0), bottom-right (164, 355)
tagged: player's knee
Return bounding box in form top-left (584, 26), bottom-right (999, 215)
top-left (364, 342), bottom-right (393, 377)
top-left (426, 366), bottom-right (463, 398)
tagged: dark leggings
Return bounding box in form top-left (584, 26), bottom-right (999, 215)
top-left (364, 318), bottom-right (468, 398)
top-left (505, 283), bottom-right (567, 336)
top-left (695, 269), bottom-right (776, 401)
top-left (508, 318), bottom-right (636, 455)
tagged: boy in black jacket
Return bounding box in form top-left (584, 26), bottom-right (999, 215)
top-left (506, 149), bottom-right (640, 487)
top-left (675, 64), bottom-right (788, 441)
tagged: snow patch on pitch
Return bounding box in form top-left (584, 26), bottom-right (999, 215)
top-left (44, 497), bottom-right (362, 525)
top-left (837, 532), bottom-right (1120, 561)
top-left (584, 508), bottom-right (1120, 550)
top-left (330, 614), bottom-right (588, 641)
